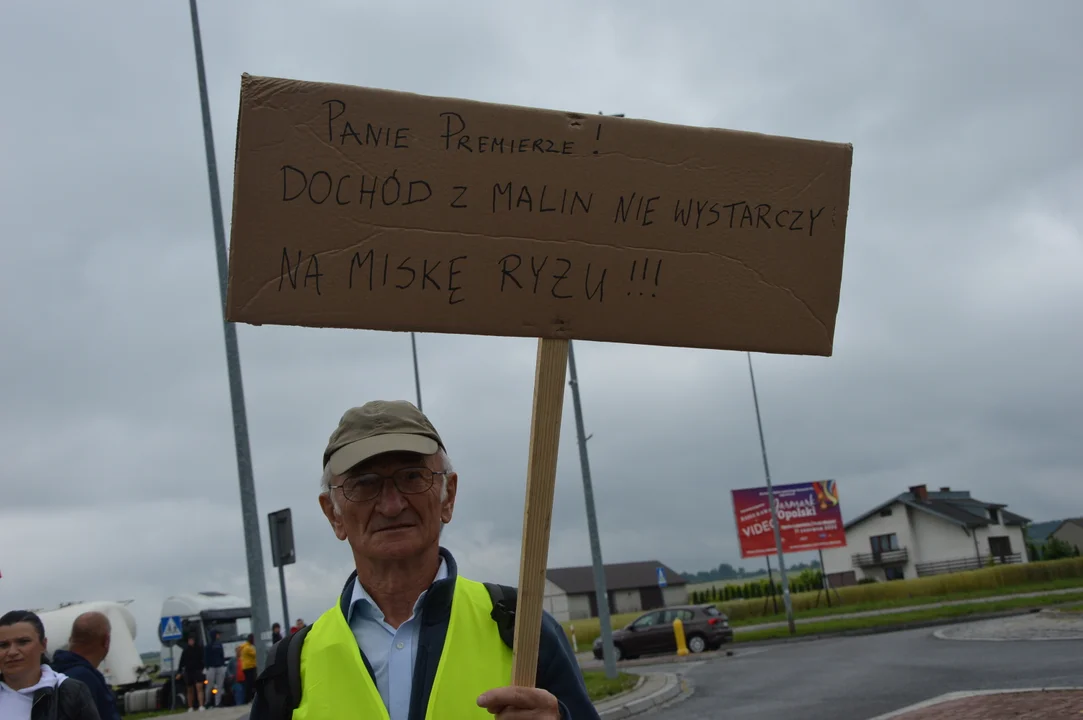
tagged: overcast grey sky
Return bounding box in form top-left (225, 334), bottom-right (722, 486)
top-left (2, 0), bottom-right (1081, 652)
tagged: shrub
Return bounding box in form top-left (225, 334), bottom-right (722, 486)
top-left (1043, 537), bottom-right (1076, 561)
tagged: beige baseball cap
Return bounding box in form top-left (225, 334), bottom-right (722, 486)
top-left (323, 400), bottom-right (444, 475)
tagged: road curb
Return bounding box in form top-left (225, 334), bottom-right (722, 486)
top-left (580, 649), bottom-right (729, 671)
top-left (866, 686), bottom-right (1083, 719)
top-left (597, 673), bottom-right (688, 719)
top-left (732, 607), bottom-right (1042, 648)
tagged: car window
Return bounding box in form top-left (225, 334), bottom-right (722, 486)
top-left (703, 606), bottom-right (722, 617)
top-left (632, 612), bottom-right (661, 628)
top-left (681, 610), bottom-right (695, 621)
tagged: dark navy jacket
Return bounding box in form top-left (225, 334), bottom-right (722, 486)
top-left (204, 639), bottom-right (226, 668)
top-left (49, 650), bottom-right (120, 720)
top-left (250, 548), bottom-right (599, 720)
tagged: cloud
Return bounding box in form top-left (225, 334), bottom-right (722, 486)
top-left (1, 0), bottom-right (1081, 653)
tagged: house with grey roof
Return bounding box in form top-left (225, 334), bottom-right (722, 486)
top-left (543, 560), bottom-right (688, 622)
top-left (1051, 518), bottom-right (1083, 555)
top-left (820, 484), bottom-right (1031, 586)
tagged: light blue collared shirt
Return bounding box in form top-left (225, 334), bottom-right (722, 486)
top-left (346, 558), bottom-right (448, 720)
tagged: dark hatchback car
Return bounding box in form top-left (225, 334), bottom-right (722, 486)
top-left (593, 604), bottom-right (733, 661)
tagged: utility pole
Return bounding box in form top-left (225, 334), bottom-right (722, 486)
top-left (187, 0), bottom-right (271, 667)
top-left (568, 340), bottom-right (617, 679)
top-left (410, 333), bottom-right (423, 411)
top-left (747, 352), bottom-right (796, 635)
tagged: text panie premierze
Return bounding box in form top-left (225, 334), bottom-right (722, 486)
top-left (289, 99), bottom-right (828, 235)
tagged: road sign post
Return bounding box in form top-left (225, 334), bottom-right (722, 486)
top-left (656, 567), bottom-right (668, 589)
top-left (268, 508), bottom-right (297, 633)
top-left (159, 616), bottom-right (183, 709)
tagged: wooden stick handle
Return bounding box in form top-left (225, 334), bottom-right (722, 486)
top-left (511, 337), bottom-right (570, 687)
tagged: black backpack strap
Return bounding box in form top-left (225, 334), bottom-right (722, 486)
top-left (484, 582), bottom-right (518, 650)
top-left (254, 623), bottom-right (312, 720)
top-left (286, 623), bottom-right (311, 708)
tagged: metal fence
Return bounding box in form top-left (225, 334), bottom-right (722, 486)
top-left (915, 553), bottom-right (1023, 577)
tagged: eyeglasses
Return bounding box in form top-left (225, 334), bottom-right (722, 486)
top-left (329, 467), bottom-right (448, 503)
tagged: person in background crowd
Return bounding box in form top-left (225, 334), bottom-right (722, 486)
top-left (289, 619), bottom-right (304, 636)
top-left (236, 635), bottom-right (257, 704)
top-left (0, 610), bottom-right (100, 720)
top-left (202, 631), bottom-right (226, 708)
top-left (48, 612), bottom-right (120, 720)
top-left (228, 656), bottom-right (245, 707)
top-left (270, 624), bottom-right (282, 645)
top-left (176, 636), bottom-right (204, 712)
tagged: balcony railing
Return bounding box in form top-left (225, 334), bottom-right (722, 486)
top-left (915, 553), bottom-right (1022, 577)
top-left (852, 548), bottom-right (909, 568)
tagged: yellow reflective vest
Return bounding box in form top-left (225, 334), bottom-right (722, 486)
top-left (292, 576), bottom-right (514, 720)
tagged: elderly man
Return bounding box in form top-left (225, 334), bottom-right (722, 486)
top-left (251, 400), bottom-right (597, 720)
top-left (49, 612), bottom-right (121, 720)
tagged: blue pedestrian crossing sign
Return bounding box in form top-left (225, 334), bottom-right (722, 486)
top-left (656, 566), bottom-right (667, 588)
top-left (159, 616), bottom-right (183, 643)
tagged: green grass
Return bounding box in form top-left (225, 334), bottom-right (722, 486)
top-left (580, 670), bottom-right (639, 701)
top-left (729, 576), bottom-right (1083, 625)
top-left (562, 558), bottom-right (1083, 649)
top-left (731, 591), bottom-right (1083, 643)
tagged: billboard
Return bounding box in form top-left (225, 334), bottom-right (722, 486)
top-left (731, 480), bottom-right (846, 558)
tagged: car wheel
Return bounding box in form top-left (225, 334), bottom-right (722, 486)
top-left (612, 644), bottom-right (623, 661)
top-left (687, 634), bottom-right (707, 653)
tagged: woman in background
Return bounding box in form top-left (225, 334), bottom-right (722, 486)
top-left (0, 610), bottom-right (100, 720)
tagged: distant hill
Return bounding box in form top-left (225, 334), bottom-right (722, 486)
top-left (681, 560), bottom-right (820, 583)
top-left (1026, 520), bottom-right (1064, 545)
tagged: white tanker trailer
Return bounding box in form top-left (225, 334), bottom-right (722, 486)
top-left (36, 601), bottom-right (149, 690)
top-left (33, 592), bottom-right (254, 714)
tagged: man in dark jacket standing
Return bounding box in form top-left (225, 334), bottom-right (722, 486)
top-left (202, 631), bottom-right (227, 707)
top-left (49, 612), bottom-right (120, 720)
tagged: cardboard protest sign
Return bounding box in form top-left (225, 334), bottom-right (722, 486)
top-left (226, 74), bottom-right (853, 356)
top-left (224, 74), bottom-right (854, 688)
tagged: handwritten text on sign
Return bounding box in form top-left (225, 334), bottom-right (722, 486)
top-left (226, 75), bottom-right (854, 354)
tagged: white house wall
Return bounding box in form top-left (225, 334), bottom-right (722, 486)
top-left (543, 579), bottom-right (571, 622)
top-left (909, 510), bottom-right (978, 565)
top-left (821, 501), bottom-right (920, 580)
top-left (609, 589), bottom-right (638, 614)
top-left (567, 593), bottom-right (592, 621)
top-left (662, 586), bottom-right (689, 606)
top-left (973, 522), bottom-right (1029, 563)
top-left (819, 543), bottom-right (853, 578)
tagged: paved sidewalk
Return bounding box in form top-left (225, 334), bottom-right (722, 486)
top-left (873, 689), bottom-right (1083, 719)
top-left (933, 608), bottom-right (1083, 641)
top-left (194, 707), bottom-right (250, 720)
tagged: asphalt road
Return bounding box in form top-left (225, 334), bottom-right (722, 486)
top-left (636, 626), bottom-right (1083, 720)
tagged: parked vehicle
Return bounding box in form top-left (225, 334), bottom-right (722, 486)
top-left (27, 591), bottom-right (253, 714)
top-left (593, 604), bottom-right (733, 661)
top-left (37, 601), bottom-right (150, 691)
top-left (154, 592), bottom-right (251, 710)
